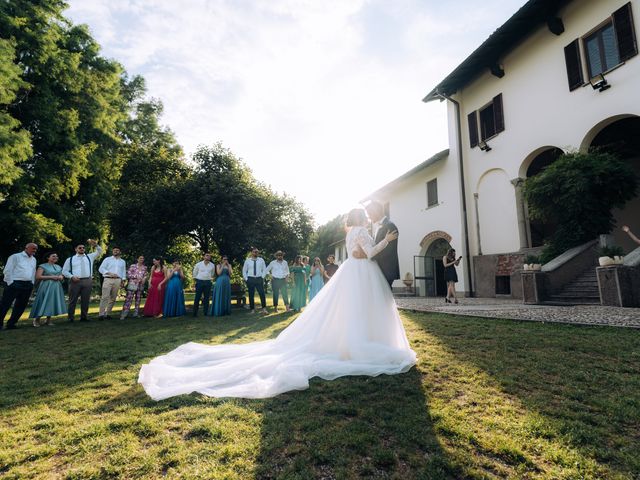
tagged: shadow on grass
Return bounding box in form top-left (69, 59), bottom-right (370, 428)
top-left (405, 312), bottom-right (640, 478)
top-left (0, 311), bottom-right (292, 410)
top-left (254, 368), bottom-right (461, 479)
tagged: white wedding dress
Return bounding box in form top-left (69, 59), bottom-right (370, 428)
top-left (138, 226), bottom-right (416, 400)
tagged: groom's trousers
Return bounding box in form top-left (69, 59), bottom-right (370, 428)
top-left (246, 276), bottom-right (266, 310)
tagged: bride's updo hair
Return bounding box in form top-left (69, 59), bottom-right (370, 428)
top-left (346, 208), bottom-right (367, 227)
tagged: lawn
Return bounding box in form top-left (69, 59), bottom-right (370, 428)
top-left (0, 304), bottom-right (639, 479)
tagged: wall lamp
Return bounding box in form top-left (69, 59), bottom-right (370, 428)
top-left (478, 140), bottom-right (492, 152)
top-left (589, 73), bottom-right (611, 92)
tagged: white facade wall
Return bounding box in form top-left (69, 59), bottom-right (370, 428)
top-left (448, 0), bottom-right (640, 257)
top-left (374, 154), bottom-right (466, 293)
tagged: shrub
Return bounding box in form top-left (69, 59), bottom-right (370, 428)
top-left (523, 150), bottom-right (637, 261)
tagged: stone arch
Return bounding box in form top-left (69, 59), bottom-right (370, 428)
top-left (518, 146), bottom-right (566, 179)
top-left (419, 230), bottom-right (452, 254)
top-left (579, 114), bottom-right (639, 153)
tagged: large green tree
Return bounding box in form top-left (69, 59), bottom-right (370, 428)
top-left (177, 144), bottom-right (313, 261)
top-left (0, 1), bottom-right (129, 257)
top-left (308, 214), bottom-right (346, 261)
top-left (109, 88), bottom-right (191, 262)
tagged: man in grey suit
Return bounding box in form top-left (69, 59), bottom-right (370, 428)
top-left (365, 201), bottom-right (399, 289)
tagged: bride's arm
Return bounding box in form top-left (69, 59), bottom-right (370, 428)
top-left (355, 228), bottom-right (394, 259)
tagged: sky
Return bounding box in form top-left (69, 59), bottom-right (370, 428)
top-left (65, 0), bottom-right (525, 225)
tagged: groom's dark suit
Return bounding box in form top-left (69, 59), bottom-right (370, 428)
top-left (372, 217), bottom-right (400, 288)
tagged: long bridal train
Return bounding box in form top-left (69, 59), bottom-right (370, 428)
top-left (138, 226), bottom-right (417, 400)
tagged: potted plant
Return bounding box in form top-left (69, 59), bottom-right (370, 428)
top-left (597, 246), bottom-right (624, 266)
top-left (523, 254), bottom-right (542, 271)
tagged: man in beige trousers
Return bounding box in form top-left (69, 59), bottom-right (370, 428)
top-left (98, 247), bottom-right (126, 320)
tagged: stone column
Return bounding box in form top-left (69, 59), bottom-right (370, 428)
top-left (511, 177), bottom-right (529, 250)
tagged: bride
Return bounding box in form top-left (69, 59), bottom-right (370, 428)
top-left (138, 208), bottom-right (417, 400)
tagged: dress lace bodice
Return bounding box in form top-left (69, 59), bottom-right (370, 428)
top-left (346, 226), bottom-right (388, 259)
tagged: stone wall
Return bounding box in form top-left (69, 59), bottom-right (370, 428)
top-left (473, 253), bottom-right (525, 299)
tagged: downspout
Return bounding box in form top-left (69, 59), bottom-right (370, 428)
top-left (433, 90), bottom-right (474, 296)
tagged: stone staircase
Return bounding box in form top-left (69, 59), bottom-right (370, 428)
top-left (547, 266), bottom-right (600, 305)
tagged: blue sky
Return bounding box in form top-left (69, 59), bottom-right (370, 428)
top-left (66, 0), bottom-right (525, 224)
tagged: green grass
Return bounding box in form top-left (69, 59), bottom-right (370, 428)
top-left (0, 305), bottom-right (639, 479)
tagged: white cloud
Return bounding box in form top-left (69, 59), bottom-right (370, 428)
top-left (66, 0), bottom-right (523, 224)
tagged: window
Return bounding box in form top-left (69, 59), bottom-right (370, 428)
top-left (585, 21), bottom-right (620, 78)
top-left (495, 275), bottom-right (511, 295)
top-left (426, 179), bottom-right (438, 207)
top-left (468, 93), bottom-right (504, 147)
top-left (564, 2), bottom-right (637, 90)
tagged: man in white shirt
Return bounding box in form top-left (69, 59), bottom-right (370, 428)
top-left (192, 253), bottom-right (215, 316)
top-left (98, 246), bottom-right (127, 320)
top-left (242, 247), bottom-right (268, 313)
top-left (0, 243), bottom-right (38, 330)
top-left (62, 239), bottom-right (103, 322)
top-left (265, 251), bottom-right (290, 312)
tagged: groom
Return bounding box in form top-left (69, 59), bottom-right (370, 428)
top-left (365, 201), bottom-right (400, 289)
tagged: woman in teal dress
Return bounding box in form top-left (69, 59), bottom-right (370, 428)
top-left (308, 257), bottom-right (324, 302)
top-left (30, 252), bottom-right (67, 326)
top-left (211, 255), bottom-right (232, 316)
top-left (290, 255), bottom-right (307, 312)
top-left (162, 261), bottom-right (186, 317)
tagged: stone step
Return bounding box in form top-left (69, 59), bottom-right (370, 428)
top-left (548, 296), bottom-right (600, 304)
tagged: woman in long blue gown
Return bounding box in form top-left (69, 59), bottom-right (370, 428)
top-left (30, 252), bottom-right (67, 326)
top-left (308, 257), bottom-right (324, 302)
top-left (162, 261), bottom-right (186, 317)
top-left (211, 255), bottom-right (232, 316)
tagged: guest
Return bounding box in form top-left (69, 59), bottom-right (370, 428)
top-left (143, 257), bottom-right (166, 317)
top-left (302, 255), bottom-right (311, 301)
top-left (98, 246), bottom-right (127, 320)
top-left (265, 251), bottom-right (290, 312)
top-left (30, 252), bottom-right (66, 326)
top-left (242, 247), bottom-right (268, 314)
top-left (162, 261), bottom-right (186, 317)
top-left (0, 243), bottom-right (38, 330)
top-left (290, 255), bottom-right (307, 312)
top-left (211, 255), bottom-right (232, 316)
top-left (443, 248), bottom-right (462, 304)
top-left (120, 255), bottom-right (147, 319)
top-left (309, 257), bottom-right (324, 301)
top-left (62, 239), bottom-right (103, 322)
top-left (192, 253), bottom-right (215, 317)
top-left (323, 254), bottom-right (339, 284)
top-left (622, 225), bottom-right (640, 246)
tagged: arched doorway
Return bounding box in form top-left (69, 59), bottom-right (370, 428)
top-left (524, 147), bottom-right (563, 247)
top-left (416, 235), bottom-right (451, 297)
top-left (587, 116), bottom-right (640, 252)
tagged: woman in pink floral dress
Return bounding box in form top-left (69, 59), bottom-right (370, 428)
top-left (120, 256), bottom-right (148, 319)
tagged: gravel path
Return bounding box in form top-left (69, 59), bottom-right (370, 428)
top-left (395, 297), bottom-right (640, 328)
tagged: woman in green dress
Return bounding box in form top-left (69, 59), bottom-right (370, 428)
top-left (290, 255), bottom-right (307, 312)
top-left (30, 252), bottom-right (67, 326)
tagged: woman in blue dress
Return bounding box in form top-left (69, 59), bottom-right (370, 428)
top-left (211, 255), bottom-right (232, 316)
top-left (162, 261), bottom-right (186, 317)
top-left (308, 257), bottom-right (324, 302)
top-left (30, 252), bottom-right (67, 326)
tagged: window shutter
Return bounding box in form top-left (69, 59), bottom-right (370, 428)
top-left (564, 39), bottom-right (584, 90)
top-left (613, 2), bottom-right (638, 61)
top-left (468, 111), bottom-right (478, 148)
top-left (427, 179), bottom-right (438, 207)
top-left (493, 93), bottom-right (504, 134)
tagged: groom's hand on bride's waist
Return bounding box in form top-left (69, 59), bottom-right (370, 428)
top-left (351, 246), bottom-right (367, 259)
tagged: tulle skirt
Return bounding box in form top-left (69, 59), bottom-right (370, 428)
top-left (138, 258), bottom-right (416, 400)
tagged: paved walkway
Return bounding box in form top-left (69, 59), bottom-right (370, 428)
top-left (395, 296), bottom-right (640, 328)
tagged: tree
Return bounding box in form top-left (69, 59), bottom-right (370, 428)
top-left (0, 37), bottom-right (31, 192)
top-left (179, 144), bottom-right (313, 262)
top-left (523, 150), bottom-right (638, 262)
top-left (109, 89), bottom-right (190, 262)
top-left (0, 1), bottom-right (130, 257)
top-left (309, 214), bottom-right (347, 260)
